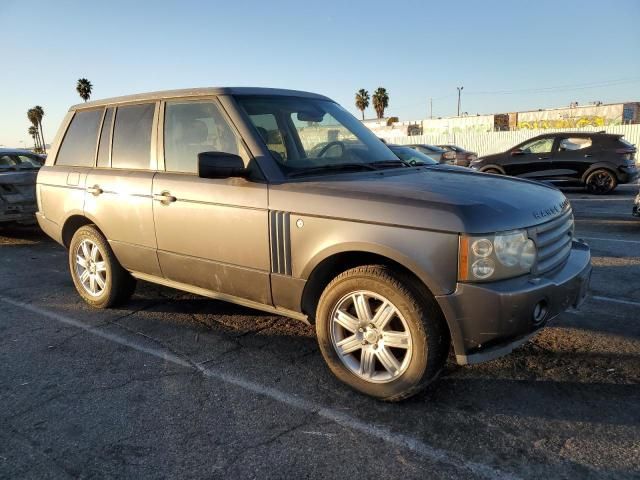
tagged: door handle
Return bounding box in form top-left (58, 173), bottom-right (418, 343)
top-left (153, 191), bottom-right (177, 204)
top-left (86, 185), bottom-right (103, 196)
top-left (584, 154), bottom-right (593, 158)
top-left (538, 157), bottom-right (550, 160)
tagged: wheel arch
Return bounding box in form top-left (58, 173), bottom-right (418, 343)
top-left (61, 214), bottom-right (106, 249)
top-left (581, 162), bottom-right (619, 183)
top-left (479, 164), bottom-right (506, 174)
top-left (300, 243), bottom-right (442, 323)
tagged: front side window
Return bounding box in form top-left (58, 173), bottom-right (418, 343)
top-left (520, 138), bottom-right (554, 154)
top-left (164, 101), bottom-right (248, 174)
top-left (559, 137), bottom-right (592, 151)
top-left (111, 103), bottom-right (154, 170)
top-left (55, 109), bottom-right (103, 167)
top-left (237, 96), bottom-right (395, 175)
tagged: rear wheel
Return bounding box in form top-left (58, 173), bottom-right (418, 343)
top-left (316, 265), bottom-right (450, 401)
top-left (585, 169), bottom-right (617, 194)
top-left (68, 225), bottom-right (136, 308)
top-left (482, 168), bottom-right (502, 175)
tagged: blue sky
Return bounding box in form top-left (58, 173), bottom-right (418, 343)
top-left (1, 0), bottom-right (639, 147)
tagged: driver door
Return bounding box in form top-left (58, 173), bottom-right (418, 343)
top-left (505, 136), bottom-right (555, 179)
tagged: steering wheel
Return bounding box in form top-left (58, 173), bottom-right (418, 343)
top-left (317, 141), bottom-right (346, 158)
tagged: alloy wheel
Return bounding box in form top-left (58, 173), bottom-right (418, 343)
top-left (75, 239), bottom-right (108, 297)
top-left (330, 291), bottom-right (413, 383)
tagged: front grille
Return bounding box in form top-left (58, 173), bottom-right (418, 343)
top-left (529, 207), bottom-right (574, 274)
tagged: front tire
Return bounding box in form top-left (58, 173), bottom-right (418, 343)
top-left (68, 225), bottom-right (136, 308)
top-left (316, 265), bottom-right (450, 401)
top-left (585, 169), bottom-right (617, 194)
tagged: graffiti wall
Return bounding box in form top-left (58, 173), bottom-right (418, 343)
top-left (516, 104), bottom-right (636, 129)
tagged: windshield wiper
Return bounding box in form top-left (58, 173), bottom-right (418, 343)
top-left (367, 159), bottom-right (411, 169)
top-left (288, 163), bottom-right (378, 178)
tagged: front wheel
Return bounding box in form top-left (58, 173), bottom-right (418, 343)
top-left (316, 265), bottom-right (450, 401)
top-left (585, 169), bottom-right (617, 194)
top-left (68, 225), bottom-right (136, 308)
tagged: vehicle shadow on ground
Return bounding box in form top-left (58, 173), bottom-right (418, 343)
top-left (0, 224), bottom-right (49, 245)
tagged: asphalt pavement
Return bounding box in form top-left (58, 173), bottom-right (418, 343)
top-left (1, 184), bottom-right (638, 479)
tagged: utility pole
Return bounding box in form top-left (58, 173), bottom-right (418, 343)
top-left (457, 86), bottom-right (464, 117)
top-left (429, 97), bottom-right (433, 119)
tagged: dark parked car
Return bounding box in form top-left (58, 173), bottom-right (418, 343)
top-left (0, 148), bottom-right (45, 225)
top-left (388, 144), bottom-right (438, 166)
top-left (469, 132), bottom-right (638, 194)
top-left (407, 144), bottom-right (457, 164)
top-left (436, 144), bottom-right (478, 167)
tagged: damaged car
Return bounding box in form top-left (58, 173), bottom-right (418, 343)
top-left (0, 148), bottom-right (44, 225)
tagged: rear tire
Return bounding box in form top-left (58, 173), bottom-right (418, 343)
top-left (68, 225), bottom-right (136, 308)
top-left (585, 169), bottom-right (617, 194)
top-left (316, 265), bottom-right (450, 402)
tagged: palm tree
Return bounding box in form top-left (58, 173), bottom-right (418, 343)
top-left (28, 125), bottom-right (40, 151)
top-left (372, 87), bottom-right (389, 119)
top-left (355, 89), bottom-right (370, 120)
top-left (27, 108), bottom-right (40, 150)
top-left (76, 78), bottom-right (93, 102)
top-left (33, 105), bottom-right (46, 153)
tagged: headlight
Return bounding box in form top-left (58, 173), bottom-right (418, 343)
top-left (459, 230), bottom-right (536, 282)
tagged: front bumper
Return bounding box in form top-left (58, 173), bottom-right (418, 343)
top-left (436, 240), bottom-right (592, 365)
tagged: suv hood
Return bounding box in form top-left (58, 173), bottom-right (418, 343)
top-left (269, 167), bottom-right (567, 233)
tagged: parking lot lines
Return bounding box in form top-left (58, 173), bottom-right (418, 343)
top-left (0, 293), bottom-right (516, 480)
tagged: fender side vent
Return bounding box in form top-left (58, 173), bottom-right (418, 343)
top-left (270, 211), bottom-right (292, 275)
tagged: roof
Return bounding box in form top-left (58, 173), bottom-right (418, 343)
top-left (0, 148), bottom-right (43, 155)
top-left (71, 87), bottom-right (333, 110)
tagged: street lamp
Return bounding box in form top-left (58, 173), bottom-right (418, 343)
top-left (457, 86), bottom-right (464, 117)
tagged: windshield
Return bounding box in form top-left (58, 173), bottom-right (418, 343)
top-left (0, 153), bottom-right (42, 170)
top-left (389, 146), bottom-right (437, 165)
top-left (236, 96), bottom-right (398, 176)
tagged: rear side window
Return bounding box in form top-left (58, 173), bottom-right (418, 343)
top-left (559, 137), bottom-right (592, 151)
top-left (112, 103), bottom-right (155, 170)
top-left (96, 108), bottom-right (114, 168)
top-left (55, 109), bottom-right (103, 167)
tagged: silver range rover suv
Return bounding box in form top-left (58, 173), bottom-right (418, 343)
top-left (36, 88), bottom-right (592, 401)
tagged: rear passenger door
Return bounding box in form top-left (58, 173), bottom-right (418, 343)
top-left (84, 103), bottom-right (161, 276)
top-left (152, 99), bottom-right (271, 304)
top-left (552, 136), bottom-right (596, 181)
top-left (38, 109), bottom-right (102, 228)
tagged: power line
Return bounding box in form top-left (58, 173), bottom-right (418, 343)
top-left (465, 77), bottom-right (640, 96)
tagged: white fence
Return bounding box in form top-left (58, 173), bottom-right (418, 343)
top-left (380, 125), bottom-right (640, 157)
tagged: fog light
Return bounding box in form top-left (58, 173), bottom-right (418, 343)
top-left (532, 300), bottom-right (548, 324)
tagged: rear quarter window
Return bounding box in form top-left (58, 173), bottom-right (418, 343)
top-left (111, 103), bottom-right (155, 170)
top-left (55, 109), bottom-right (104, 167)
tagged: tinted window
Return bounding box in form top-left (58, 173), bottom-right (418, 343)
top-left (164, 101), bottom-right (248, 174)
top-left (521, 138), bottom-right (554, 154)
top-left (16, 155), bottom-right (43, 168)
top-left (55, 109), bottom-right (103, 167)
top-left (559, 137), bottom-right (592, 151)
top-left (112, 104), bottom-right (154, 170)
top-left (96, 108), bottom-right (114, 168)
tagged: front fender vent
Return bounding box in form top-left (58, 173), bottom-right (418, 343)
top-left (270, 211), bottom-right (292, 275)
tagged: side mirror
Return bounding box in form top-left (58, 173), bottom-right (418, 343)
top-left (511, 148), bottom-right (524, 156)
top-left (198, 152), bottom-right (245, 179)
